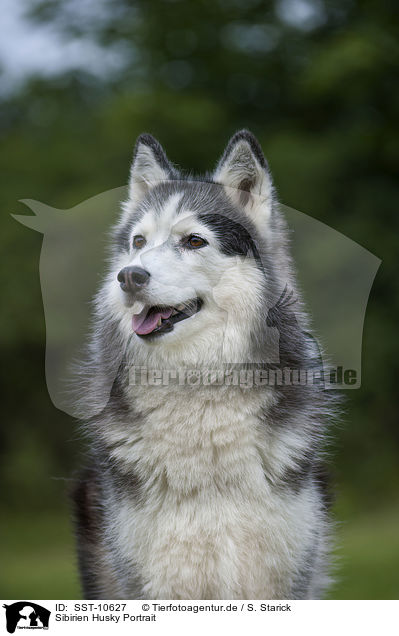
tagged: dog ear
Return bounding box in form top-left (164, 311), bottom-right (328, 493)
top-left (128, 134), bottom-right (178, 203)
top-left (213, 130), bottom-right (273, 226)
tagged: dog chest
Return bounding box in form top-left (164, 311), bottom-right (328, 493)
top-left (109, 386), bottom-right (305, 598)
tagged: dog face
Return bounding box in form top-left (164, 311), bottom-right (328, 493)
top-left (102, 131), bottom-right (274, 362)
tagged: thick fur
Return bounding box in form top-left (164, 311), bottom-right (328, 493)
top-left (72, 130), bottom-right (335, 599)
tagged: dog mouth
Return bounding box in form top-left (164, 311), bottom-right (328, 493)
top-left (132, 298), bottom-right (203, 338)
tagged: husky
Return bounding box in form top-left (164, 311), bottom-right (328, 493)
top-left (72, 130), bottom-right (335, 599)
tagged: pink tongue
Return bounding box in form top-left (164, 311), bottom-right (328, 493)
top-left (132, 307), bottom-right (173, 335)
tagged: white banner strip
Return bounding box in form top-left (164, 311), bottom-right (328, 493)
top-left (1, 600), bottom-right (398, 635)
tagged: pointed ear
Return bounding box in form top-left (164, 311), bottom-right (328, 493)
top-left (213, 130), bottom-right (273, 226)
top-left (128, 134), bottom-right (177, 204)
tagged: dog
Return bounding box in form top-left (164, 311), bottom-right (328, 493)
top-left (72, 130), bottom-right (335, 599)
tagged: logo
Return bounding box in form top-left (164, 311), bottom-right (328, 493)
top-left (3, 603), bottom-right (50, 634)
top-left (13, 189), bottom-right (381, 413)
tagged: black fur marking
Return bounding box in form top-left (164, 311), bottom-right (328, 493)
top-left (291, 542), bottom-right (318, 599)
top-left (70, 466), bottom-right (105, 598)
top-left (266, 386), bottom-right (309, 427)
top-left (313, 462), bottom-right (334, 510)
top-left (113, 207), bottom-right (147, 253)
top-left (114, 219), bottom-right (134, 253)
top-left (71, 467), bottom-right (102, 545)
top-left (198, 212), bottom-right (263, 267)
top-left (107, 363), bottom-right (131, 414)
top-left (106, 461), bottom-right (144, 504)
top-left (279, 456), bottom-right (314, 494)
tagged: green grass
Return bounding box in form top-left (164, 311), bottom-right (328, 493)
top-left (0, 509), bottom-right (80, 599)
top-left (1, 504), bottom-right (398, 599)
top-left (328, 504), bottom-right (399, 599)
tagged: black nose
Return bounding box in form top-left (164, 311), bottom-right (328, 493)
top-left (117, 266), bottom-right (150, 292)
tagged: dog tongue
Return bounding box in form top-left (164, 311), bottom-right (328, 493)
top-left (132, 306), bottom-right (173, 335)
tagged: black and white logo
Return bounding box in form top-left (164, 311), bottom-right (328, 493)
top-left (3, 602), bottom-right (50, 634)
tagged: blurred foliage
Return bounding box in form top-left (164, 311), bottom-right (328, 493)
top-left (0, 0), bottom-right (398, 598)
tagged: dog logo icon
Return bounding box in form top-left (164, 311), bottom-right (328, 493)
top-left (3, 602), bottom-right (50, 634)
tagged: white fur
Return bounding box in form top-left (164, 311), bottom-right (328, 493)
top-left (109, 384), bottom-right (321, 599)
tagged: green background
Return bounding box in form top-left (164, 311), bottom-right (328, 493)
top-left (0, 0), bottom-right (398, 599)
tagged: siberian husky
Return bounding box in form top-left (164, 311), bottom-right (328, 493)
top-left (72, 130), bottom-right (334, 599)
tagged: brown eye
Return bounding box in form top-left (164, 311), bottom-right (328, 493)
top-left (184, 234), bottom-right (208, 249)
top-left (133, 235), bottom-right (146, 249)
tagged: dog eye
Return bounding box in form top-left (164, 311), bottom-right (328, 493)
top-left (183, 234), bottom-right (208, 249)
top-left (133, 235), bottom-right (146, 249)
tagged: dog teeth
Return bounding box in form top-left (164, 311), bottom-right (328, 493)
top-left (132, 301), bottom-right (145, 314)
top-left (157, 317), bottom-right (162, 327)
top-left (171, 309), bottom-right (178, 316)
top-left (176, 304), bottom-right (185, 311)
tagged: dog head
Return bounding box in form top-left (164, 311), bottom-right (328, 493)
top-left (101, 131), bottom-right (277, 364)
